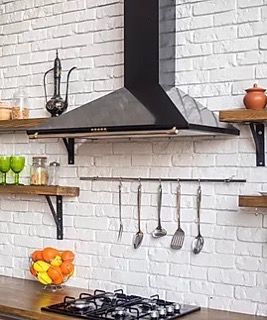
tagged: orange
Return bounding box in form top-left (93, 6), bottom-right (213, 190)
top-left (61, 250), bottom-right (75, 262)
top-left (42, 247), bottom-right (60, 262)
top-left (60, 261), bottom-right (74, 276)
top-left (30, 266), bottom-right (37, 277)
top-left (47, 266), bottom-right (64, 285)
top-left (31, 250), bottom-right (43, 262)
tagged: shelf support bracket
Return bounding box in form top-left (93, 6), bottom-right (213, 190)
top-left (45, 195), bottom-right (63, 240)
top-left (250, 122), bottom-right (265, 167)
top-left (62, 138), bottom-right (75, 165)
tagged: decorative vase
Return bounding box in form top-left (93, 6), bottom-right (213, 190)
top-left (243, 83), bottom-right (267, 110)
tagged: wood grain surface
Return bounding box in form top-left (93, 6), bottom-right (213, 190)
top-left (0, 185), bottom-right (80, 197)
top-left (0, 276), bottom-right (265, 320)
top-left (219, 109), bottom-right (267, 123)
top-left (239, 195), bottom-right (267, 208)
top-left (0, 118), bottom-right (48, 132)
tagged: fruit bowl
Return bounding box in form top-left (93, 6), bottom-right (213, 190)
top-left (29, 247), bottom-right (75, 290)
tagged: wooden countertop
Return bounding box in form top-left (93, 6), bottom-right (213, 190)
top-left (0, 276), bottom-right (265, 320)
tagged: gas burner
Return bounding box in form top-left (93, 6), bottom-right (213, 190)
top-left (69, 299), bottom-right (96, 311)
top-left (173, 303), bottom-right (181, 313)
top-left (166, 305), bottom-right (174, 315)
top-left (41, 289), bottom-right (200, 319)
top-left (114, 307), bottom-right (128, 318)
top-left (150, 310), bottom-right (159, 319)
top-left (158, 307), bottom-right (166, 318)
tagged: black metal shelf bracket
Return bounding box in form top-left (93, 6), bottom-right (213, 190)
top-left (45, 195), bottom-right (63, 240)
top-left (250, 122), bottom-right (265, 166)
top-left (63, 138), bottom-right (75, 165)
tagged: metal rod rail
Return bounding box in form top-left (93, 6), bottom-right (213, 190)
top-left (80, 176), bottom-right (246, 183)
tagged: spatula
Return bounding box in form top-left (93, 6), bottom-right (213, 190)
top-left (170, 182), bottom-right (185, 250)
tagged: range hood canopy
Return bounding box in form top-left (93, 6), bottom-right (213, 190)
top-left (28, 0), bottom-right (239, 139)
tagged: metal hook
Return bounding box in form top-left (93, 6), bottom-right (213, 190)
top-left (119, 177), bottom-right (122, 189)
top-left (138, 177), bottom-right (142, 187)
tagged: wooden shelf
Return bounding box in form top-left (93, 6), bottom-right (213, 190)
top-left (219, 108), bottom-right (267, 123)
top-left (0, 185), bottom-right (79, 197)
top-left (0, 185), bottom-right (80, 240)
top-left (219, 108), bottom-right (267, 167)
top-left (0, 118), bottom-right (48, 132)
top-left (239, 195), bottom-right (267, 208)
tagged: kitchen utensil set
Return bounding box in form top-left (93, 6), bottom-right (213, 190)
top-left (117, 180), bottom-right (204, 253)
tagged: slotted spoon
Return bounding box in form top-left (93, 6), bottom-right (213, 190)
top-left (133, 182), bottom-right (143, 249)
top-left (192, 184), bottom-right (204, 254)
top-left (170, 182), bottom-right (185, 250)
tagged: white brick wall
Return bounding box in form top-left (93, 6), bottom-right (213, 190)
top-left (0, 0), bottom-right (267, 316)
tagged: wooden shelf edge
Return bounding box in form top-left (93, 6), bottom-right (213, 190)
top-left (239, 195), bottom-right (267, 208)
top-left (0, 118), bottom-right (49, 131)
top-left (219, 109), bottom-right (267, 123)
top-left (0, 185), bottom-right (79, 197)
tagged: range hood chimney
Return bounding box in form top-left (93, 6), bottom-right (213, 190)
top-left (28, 0), bottom-right (239, 139)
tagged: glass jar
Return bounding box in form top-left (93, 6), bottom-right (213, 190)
top-left (30, 156), bottom-right (49, 185)
top-left (48, 161), bottom-right (60, 185)
top-left (12, 88), bottom-right (29, 119)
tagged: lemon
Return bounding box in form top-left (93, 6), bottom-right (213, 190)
top-left (33, 260), bottom-right (50, 272)
top-left (37, 272), bottom-right (52, 285)
top-left (50, 255), bottom-right (62, 267)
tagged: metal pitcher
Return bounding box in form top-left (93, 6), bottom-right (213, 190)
top-left (44, 50), bottom-right (76, 117)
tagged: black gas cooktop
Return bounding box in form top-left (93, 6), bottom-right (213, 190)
top-left (41, 289), bottom-right (200, 319)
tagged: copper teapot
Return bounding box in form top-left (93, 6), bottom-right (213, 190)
top-left (243, 83), bottom-right (267, 110)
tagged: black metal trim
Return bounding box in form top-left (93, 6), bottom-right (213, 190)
top-left (45, 195), bottom-right (63, 240)
top-left (250, 123), bottom-right (265, 166)
top-left (188, 124), bottom-right (240, 136)
top-left (63, 138), bottom-right (75, 164)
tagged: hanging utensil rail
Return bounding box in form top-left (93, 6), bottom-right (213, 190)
top-left (80, 176), bottom-right (246, 183)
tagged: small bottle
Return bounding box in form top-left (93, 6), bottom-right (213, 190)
top-left (48, 161), bottom-right (60, 185)
top-left (30, 156), bottom-right (49, 185)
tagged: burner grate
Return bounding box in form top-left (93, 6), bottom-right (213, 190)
top-left (41, 289), bottom-right (200, 319)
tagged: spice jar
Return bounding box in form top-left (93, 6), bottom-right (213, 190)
top-left (48, 161), bottom-right (60, 185)
top-left (30, 156), bottom-right (49, 185)
top-left (12, 88), bottom-right (29, 119)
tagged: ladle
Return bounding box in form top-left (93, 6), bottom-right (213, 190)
top-left (152, 182), bottom-right (167, 238)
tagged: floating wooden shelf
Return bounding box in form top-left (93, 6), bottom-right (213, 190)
top-left (0, 185), bottom-right (79, 197)
top-left (239, 195), bottom-right (267, 208)
top-left (0, 118), bottom-right (48, 132)
top-left (219, 108), bottom-right (267, 167)
top-left (219, 108), bottom-right (267, 123)
top-left (0, 185), bottom-right (80, 240)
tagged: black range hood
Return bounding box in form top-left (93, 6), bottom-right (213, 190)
top-left (28, 0), bottom-right (239, 139)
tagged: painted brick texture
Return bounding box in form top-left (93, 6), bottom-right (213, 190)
top-left (0, 0), bottom-right (267, 316)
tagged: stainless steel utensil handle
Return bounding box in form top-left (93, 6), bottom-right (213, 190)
top-left (176, 183), bottom-right (181, 228)
top-left (197, 185), bottom-right (201, 234)
top-left (137, 183), bottom-right (142, 232)
top-left (157, 183), bottom-right (162, 228)
top-left (119, 182), bottom-right (122, 223)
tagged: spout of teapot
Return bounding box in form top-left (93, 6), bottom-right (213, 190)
top-left (65, 66), bottom-right (77, 107)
